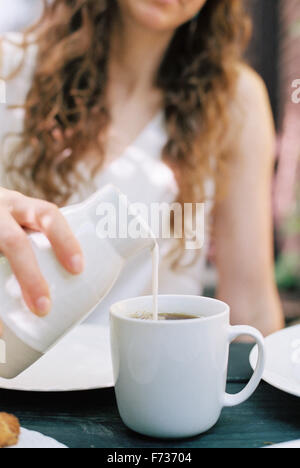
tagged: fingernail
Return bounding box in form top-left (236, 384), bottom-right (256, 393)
top-left (70, 254), bottom-right (84, 274)
top-left (36, 297), bottom-right (51, 316)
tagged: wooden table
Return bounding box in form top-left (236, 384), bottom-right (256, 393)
top-left (1, 343), bottom-right (300, 449)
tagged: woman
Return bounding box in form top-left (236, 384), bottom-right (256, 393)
top-left (0, 0), bottom-right (283, 335)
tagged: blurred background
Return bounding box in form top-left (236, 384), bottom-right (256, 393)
top-left (245, 0), bottom-right (300, 324)
top-left (0, 0), bottom-right (299, 323)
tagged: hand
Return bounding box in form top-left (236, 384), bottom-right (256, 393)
top-left (0, 188), bottom-right (84, 318)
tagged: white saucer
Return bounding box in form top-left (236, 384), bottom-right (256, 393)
top-left (264, 440), bottom-right (300, 449)
top-left (250, 325), bottom-right (300, 397)
top-left (6, 428), bottom-right (67, 448)
top-left (0, 324), bottom-right (114, 392)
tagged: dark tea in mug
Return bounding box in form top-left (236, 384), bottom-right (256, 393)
top-left (129, 312), bottom-right (201, 321)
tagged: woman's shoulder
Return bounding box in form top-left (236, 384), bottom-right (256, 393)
top-left (1, 33), bottom-right (25, 76)
top-left (0, 32), bottom-right (37, 78)
top-left (234, 63), bottom-right (271, 113)
top-left (228, 63), bottom-right (275, 162)
top-left (0, 32), bottom-right (38, 146)
top-left (228, 63), bottom-right (274, 139)
top-left (0, 32), bottom-right (38, 108)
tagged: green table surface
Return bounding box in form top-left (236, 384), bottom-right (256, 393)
top-left (1, 343), bottom-right (300, 449)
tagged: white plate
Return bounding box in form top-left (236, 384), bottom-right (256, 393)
top-left (250, 325), bottom-right (300, 398)
top-left (264, 440), bottom-right (300, 449)
top-left (6, 428), bottom-right (67, 448)
top-left (0, 324), bottom-right (114, 392)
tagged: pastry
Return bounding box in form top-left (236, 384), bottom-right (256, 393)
top-left (0, 413), bottom-right (20, 448)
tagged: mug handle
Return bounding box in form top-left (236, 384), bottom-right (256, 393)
top-left (223, 325), bottom-right (265, 407)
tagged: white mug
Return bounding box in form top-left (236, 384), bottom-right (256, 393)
top-left (110, 295), bottom-right (265, 439)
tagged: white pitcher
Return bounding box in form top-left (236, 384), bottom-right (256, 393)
top-left (0, 185), bottom-right (156, 379)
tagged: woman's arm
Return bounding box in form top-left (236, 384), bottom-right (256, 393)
top-left (213, 65), bottom-right (284, 336)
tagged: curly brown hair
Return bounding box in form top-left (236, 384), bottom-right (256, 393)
top-left (2, 0), bottom-right (251, 207)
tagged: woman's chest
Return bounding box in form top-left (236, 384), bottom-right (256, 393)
top-left (74, 111), bottom-right (178, 207)
top-left (104, 98), bottom-right (163, 167)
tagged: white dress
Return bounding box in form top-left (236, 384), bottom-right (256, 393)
top-left (0, 33), bottom-right (214, 326)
